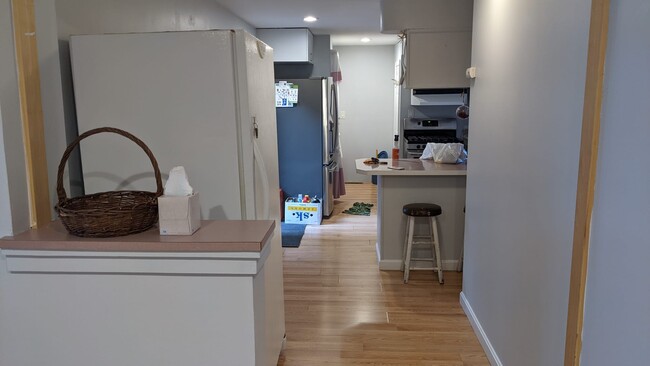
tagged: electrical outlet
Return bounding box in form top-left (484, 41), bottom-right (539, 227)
top-left (339, 111), bottom-right (346, 119)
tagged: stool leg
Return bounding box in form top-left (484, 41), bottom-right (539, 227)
top-left (401, 215), bottom-right (409, 271)
top-left (431, 217), bottom-right (444, 284)
top-left (403, 216), bottom-right (415, 284)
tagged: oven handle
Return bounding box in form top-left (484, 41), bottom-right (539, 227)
top-left (406, 151), bottom-right (422, 159)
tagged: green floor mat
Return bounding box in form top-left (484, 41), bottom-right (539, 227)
top-left (342, 202), bottom-right (374, 216)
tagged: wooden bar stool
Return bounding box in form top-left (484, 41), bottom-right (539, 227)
top-left (401, 203), bottom-right (444, 284)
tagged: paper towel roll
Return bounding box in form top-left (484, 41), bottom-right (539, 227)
top-left (164, 166), bottom-right (194, 196)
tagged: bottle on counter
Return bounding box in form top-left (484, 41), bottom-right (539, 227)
top-left (391, 135), bottom-right (400, 161)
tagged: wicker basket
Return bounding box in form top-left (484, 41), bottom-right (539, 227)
top-left (55, 127), bottom-right (163, 238)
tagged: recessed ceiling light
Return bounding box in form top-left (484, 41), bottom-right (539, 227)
top-left (361, 37), bottom-right (371, 43)
top-left (303, 16), bottom-right (318, 22)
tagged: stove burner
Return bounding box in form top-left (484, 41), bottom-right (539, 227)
top-left (406, 136), bottom-right (458, 143)
top-left (406, 136), bottom-right (460, 147)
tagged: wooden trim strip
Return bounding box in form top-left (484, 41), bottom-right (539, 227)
top-left (564, 0), bottom-right (610, 365)
top-left (11, 0), bottom-right (51, 227)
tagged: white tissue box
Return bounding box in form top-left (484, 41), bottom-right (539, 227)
top-left (158, 193), bottom-right (201, 235)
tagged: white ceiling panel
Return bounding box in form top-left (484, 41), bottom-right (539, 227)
top-left (215, 0), bottom-right (399, 46)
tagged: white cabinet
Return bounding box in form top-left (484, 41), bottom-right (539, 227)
top-left (381, 0), bottom-right (474, 34)
top-left (257, 28), bottom-right (313, 63)
top-left (405, 30), bottom-right (472, 89)
top-left (0, 220), bottom-right (282, 366)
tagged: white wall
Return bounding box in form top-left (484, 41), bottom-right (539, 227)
top-left (461, 0), bottom-right (590, 365)
top-left (581, 1), bottom-right (650, 364)
top-left (0, 0), bottom-right (31, 236)
top-left (54, 0), bottom-right (255, 35)
top-left (334, 45), bottom-right (395, 182)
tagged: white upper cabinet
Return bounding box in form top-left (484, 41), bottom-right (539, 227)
top-left (381, 0), bottom-right (474, 33)
top-left (405, 30), bottom-right (472, 89)
top-left (257, 28), bottom-right (314, 63)
top-left (380, 0), bottom-right (474, 89)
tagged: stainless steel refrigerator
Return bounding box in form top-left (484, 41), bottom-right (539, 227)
top-left (275, 78), bottom-right (338, 217)
top-left (69, 30), bottom-right (285, 364)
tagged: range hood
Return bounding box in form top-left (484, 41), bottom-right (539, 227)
top-left (410, 88), bottom-right (468, 106)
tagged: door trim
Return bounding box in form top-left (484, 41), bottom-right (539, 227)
top-left (564, 0), bottom-right (610, 365)
top-left (11, 0), bottom-right (51, 227)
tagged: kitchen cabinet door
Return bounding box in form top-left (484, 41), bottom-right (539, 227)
top-left (406, 31), bottom-right (472, 89)
top-left (257, 28), bottom-right (314, 63)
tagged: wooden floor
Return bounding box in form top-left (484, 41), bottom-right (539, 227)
top-left (278, 183), bottom-right (489, 366)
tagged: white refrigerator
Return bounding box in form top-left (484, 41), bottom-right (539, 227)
top-left (69, 30), bottom-right (284, 365)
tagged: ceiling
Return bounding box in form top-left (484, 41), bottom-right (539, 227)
top-left (214, 0), bottom-right (399, 46)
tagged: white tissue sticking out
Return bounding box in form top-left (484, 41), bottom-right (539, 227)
top-left (164, 166), bottom-right (194, 196)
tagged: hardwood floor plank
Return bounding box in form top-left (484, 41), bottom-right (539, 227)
top-left (278, 183), bottom-right (486, 365)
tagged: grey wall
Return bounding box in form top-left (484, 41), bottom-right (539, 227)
top-left (581, 1), bottom-right (650, 364)
top-left (0, 0), bottom-right (31, 236)
top-left (35, 0), bottom-right (69, 214)
top-left (334, 45), bottom-right (395, 182)
top-left (0, 107), bottom-right (15, 237)
top-left (311, 35), bottom-right (332, 78)
top-left (461, 0), bottom-right (590, 365)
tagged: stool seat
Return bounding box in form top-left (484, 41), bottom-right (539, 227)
top-left (402, 203), bottom-right (442, 217)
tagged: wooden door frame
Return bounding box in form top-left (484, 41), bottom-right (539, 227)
top-left (564, 0), bottom-right (610, 365)
top-left (11, 0), bottom-right (51, 227)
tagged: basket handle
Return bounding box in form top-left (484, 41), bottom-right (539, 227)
top-left (56, 127), bottom-right (163, 202)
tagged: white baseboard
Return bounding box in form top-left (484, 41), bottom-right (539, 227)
top-left (460, 292), bottom-right (503, 366)
top-left (378, 259), bottom-right (401, 270)
top-left (379, 259), bottom-right (459, 271)
top-left (375, 242), bottom-right (381, 264)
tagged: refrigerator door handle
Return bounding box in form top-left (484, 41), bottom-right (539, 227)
top-left (253, 139), bottom-right (271, 220)
top-left (326, 160), bottom-right (338, 172)
top-left (323, 160), bottom-right (336, 168)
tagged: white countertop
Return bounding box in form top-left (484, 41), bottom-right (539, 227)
top-left (356, 158), bottom-right (467, 176)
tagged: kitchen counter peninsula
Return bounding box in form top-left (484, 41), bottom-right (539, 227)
top-left (356, 158), bottom-right (467, 271)
top-left (355, 158), bottom-right (467, 176)
top-left (0, 220), bottom-right (285, 366)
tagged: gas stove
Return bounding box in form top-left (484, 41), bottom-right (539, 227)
top-left (402, 118), bottom-right (462, 158)
top-left (405, 135), bottom-right (461, 151)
